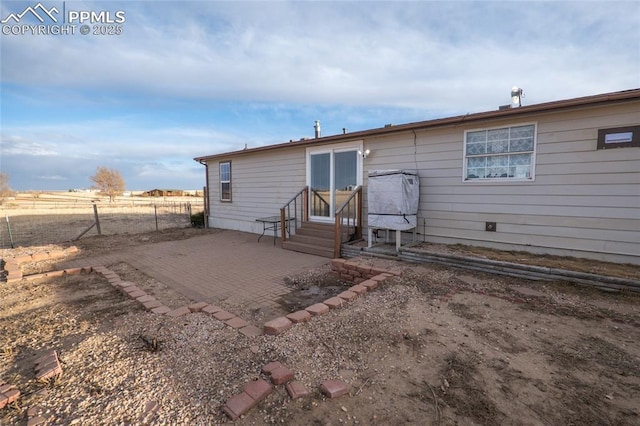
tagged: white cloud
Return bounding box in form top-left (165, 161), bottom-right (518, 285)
top-left (1, 0), bottom-right (638, 190)
top-left (2, 118), bottom-right (239, 159)
top-left (36, 175), bottom-right (67, 181)
top-left (2, 1), bottom-right (638, 111)
top-left (1, 135), bottom-right (60, 156)
top-left (137, 161), bottom-right (202, 180)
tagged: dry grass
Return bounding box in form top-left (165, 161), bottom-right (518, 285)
top-left (1, 192), bottom-right (203, 248)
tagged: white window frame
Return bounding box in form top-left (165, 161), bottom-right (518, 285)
top-left (305, 141), bottom-right (364, 222)
top-left (462, 122), bottom-right (537, 183)
top-left (219, 161), bottom-right (231, 202)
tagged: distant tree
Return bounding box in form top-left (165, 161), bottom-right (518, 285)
top-left (0, 172), bottom-right (13, 205)
top-left (90, 167), bottom-right (125, 202)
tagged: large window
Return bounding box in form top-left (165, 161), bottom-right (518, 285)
top-left (464, 124), bottom-right (536, 181)
top-left (219, 161), bottom-right (231, 201)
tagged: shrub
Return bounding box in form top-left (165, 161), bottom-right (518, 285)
top-left (190, 211), bottom-right (205, 228)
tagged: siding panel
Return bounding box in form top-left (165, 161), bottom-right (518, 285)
top-left (422, 210), bottom-right (635, 230)
top-left (424, 201), bottom-right (638, 220)
top-left (425, 194), bottom-right (639, 209)
top-left (206, 147), bottom-right (307, 233)
top-left (203, 97), bottom-right (640, 264)
top-left (426, 184), bottom-right (639, 196)
top-left (363, 100), bottom-right (640, 262)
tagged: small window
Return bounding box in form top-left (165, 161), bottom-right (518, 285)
top-left (219, 161), bottom-right (231, 202)
top-left (464, 124), bottom-right (536, 181)
top-left (597, 126), bottom-right (640, 149)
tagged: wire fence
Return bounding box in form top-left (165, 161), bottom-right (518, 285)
top-left (1, 201), bottom-right (204, 248)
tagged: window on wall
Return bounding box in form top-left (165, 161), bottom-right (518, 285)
top-left (464, 124), bottom-right (536, 181)
top-left (219, 161), bottom-right (231, 201)
top-left (597, 126), bottom-right (640, 149)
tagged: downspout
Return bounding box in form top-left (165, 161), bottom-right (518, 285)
top-left (412, 129), bottom-right (423, 240)
top-left (198, 159), bottom-right (210, 228)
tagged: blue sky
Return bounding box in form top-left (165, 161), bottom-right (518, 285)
top-left (1, 1), bottom-right (638, 191)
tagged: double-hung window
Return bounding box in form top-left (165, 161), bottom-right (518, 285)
top-left (464, 124), bottom-right (536, 181)
top-left (219, 161), bottom-right (231, 201)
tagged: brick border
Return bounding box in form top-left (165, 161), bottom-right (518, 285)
top-left (330, 258), bottom-right (397, 284)
top-left (262, 259), bottom-right (401, 336)
top-left (34, 350), bottom-right (63, 382)
top-left (0, 383), bottom-right (20, 409)
top-left (223, 361), bottom-right (320, 420)
top-left (0, 250), bottom-right (263, 338)
top-left (1, 246), bottom-right (79, 283)
top-left (1, 245), bottom-right (398, 343)
top-left (90, 266), bottom-right (263, 336)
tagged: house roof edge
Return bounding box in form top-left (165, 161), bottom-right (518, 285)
top-left (194, 88), bottom-right (640, 163)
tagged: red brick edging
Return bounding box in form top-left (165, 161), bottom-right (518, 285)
top-left (262, 259), bottom-right (400, 336)
top-left (0, 383), bottom-right (20, 409)
top-left (222, 360), bottom-right (349, 420)
top-left (0, 251), bottom-right (263, 338)
top-left (2, 246), bottom-right (80, 283)
top-left (88, 266), bottom-right (263, 336)
top-left (34, 350), bottom-right (63, 382)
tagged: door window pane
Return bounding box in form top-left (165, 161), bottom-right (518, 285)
top-left (310, 153), bottom-right (330, 217)
top-left (334, 150), bottom-right (358, 215)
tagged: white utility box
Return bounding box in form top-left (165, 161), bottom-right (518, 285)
top-left (367, 170), bottom-right (419, 251)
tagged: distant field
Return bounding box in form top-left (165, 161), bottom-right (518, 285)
top-left (4, 191), bottom-right (203, 207)
top-left (1, 192), bottom-right (204, 248)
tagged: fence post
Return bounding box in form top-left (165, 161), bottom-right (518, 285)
top-left (93, 204), bottom-right (102, 236)
top-left (154, 205), bottom-right (158, 231)
top-left (5, 215), bottom-right (14, 248)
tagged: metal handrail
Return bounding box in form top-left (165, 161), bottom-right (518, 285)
top-left (280, 186), bottom-right (308, 242)
top-left (279, 185), bottom-right (362, 257)
top-left (334, 186), bottom-right (363, 257)
top-left (310, 189), bottom-right (330, 217)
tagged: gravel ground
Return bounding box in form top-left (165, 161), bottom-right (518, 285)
top-left (1, 232), bottom-right (639, 425)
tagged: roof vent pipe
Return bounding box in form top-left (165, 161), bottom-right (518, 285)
top-left (511, 86), bottom-right (524, 107)
top-left (314, 120), bottom-right (321, 138)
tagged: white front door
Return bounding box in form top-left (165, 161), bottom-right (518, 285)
top-left (307, 142), bottom-right (362, 222)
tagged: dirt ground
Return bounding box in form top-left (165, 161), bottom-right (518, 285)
top-left (1, 229), bottom-right (639, 425)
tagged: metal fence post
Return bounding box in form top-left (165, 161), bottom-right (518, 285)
top-left (154, 205), bottom-right (158, 231)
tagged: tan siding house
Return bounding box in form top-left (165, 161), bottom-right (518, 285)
top-left (203, 146), bottom-right (308, 234)
top-left (196, 89), bottom-right (640, 264)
